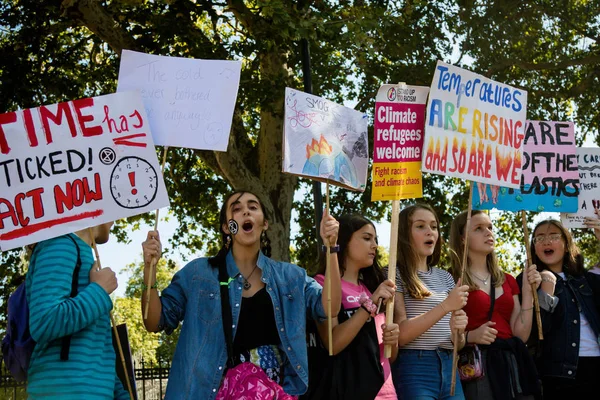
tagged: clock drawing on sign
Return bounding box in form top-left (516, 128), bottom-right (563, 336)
top-left (110, 156), bottom-right (159, 209)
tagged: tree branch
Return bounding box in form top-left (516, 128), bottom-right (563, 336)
top-left (60, 0), bottom-right (137, 53)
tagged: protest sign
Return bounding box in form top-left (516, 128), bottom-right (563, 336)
top-left (0, 91), bottom-right (170, 251)
top-left (561, 147), bottom-right (600, 228)
top-left (117, 50), bottom-right (241, 151)
top-left (372, 84), bottom-right (429, 200)
top-left (282, 88), bottom-right (368, 191)
top-left (422, 61), bottom-right (527, 188)
top-left (474, 121), bottom-right (579, 212)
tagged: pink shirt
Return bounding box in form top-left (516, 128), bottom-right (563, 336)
top-left (316, 275), bottom-right (396, 399)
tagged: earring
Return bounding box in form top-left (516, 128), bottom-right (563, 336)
top-left (225, 235), bottom-right (232, 249)
top-left (228, 219), bottom-right (239, 235)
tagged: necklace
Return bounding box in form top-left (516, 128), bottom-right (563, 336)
top-left (472, 271), bottom-right (491, 285)
top-left (242, 265), bottom-right (259, 290)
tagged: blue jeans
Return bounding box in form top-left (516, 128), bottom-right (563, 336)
top-left (392, 348), bottom-right (465, 400)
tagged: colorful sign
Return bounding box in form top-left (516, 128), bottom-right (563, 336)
top-left (474, 121), bottom-right (579, 212)
top-left (372, 84), bottom-right (429, 200)
top-left (561, 147), bottom-right (600, 228)
top-left (422, 61), bottom-right (527, 188)
top-left (0, 91), bottom-right (170, 251)
top-left (282, 88), bottom-right (369, 191)
top-left (117, 50), bottom-right (241, 151)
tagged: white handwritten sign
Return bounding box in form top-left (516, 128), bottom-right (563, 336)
top-left (561, 147), bottom-right (600, 228)
top-left (117, 50), bottom-right (241, 151)
top-left (282, 88), bottom-right (368, 191)
top-left (0, 91), bottom-right (170, 251)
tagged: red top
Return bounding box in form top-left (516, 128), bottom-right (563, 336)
top-left (464, 273), bottom-right (520, 340)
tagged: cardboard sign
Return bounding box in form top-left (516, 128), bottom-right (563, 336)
top-left (474, 121), bottom-right (579, 212)
top-left (117, 50), bottom-right (241, 151)
top-left (372, 84), bottom-right (429, 200)
top-left (561, 147), bottom-right (600, 228)
top-left (0, 91), bottom-right (170, 251)
top-left (282, 88), bottom-right (368, 191)
top-left (422, 61), bottom-right (527, 188)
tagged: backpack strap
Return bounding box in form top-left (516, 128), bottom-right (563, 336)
top-left (60, 234), bottom-right (82, 361)
top-left (218, 258), bottom-right (235, 368)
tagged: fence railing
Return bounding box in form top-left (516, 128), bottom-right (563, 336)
top-left (0, 359), bottom-right (170, 400)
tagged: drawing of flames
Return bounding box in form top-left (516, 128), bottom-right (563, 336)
top-left (306, 135), bottom-right (332, 159)
top-left (302, 134), bottom-right (359, 188)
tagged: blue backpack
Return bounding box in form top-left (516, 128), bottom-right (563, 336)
top-left (1, 234), bottom-right (81, 382)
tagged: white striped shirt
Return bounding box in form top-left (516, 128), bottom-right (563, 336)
top-left (396, 266), bottom-right (455, 350)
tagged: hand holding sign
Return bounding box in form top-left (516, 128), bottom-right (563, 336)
top-left (142, 230), bottom-right (162, 267)
top-left (583, 208), bottom-right (600, 240)
top-left (90, 264), bottom-right (118, 295)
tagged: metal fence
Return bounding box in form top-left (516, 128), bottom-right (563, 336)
top-left (0, 359), bottom-right (170, 400)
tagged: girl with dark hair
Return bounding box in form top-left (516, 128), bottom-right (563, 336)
top-left (525, 210), bottom-right (600, 399)
top-left (450, 210), bottom-right (541, 400)
top-left (391, 204), bottom-right (469, 400)
top-left (303, 214), bottom-right (399, 400)
top-left (141, 191), bottom-right (341, 399)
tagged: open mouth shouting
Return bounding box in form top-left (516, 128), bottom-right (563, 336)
top-left (543, 248), bottom-right (555, 257)
top-left (242, 220), bottom-right (254, 233)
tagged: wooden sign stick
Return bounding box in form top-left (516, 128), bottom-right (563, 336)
top-left (521, 210), bottom-right (543, 340)
top-left (88, 228), bottom-right (135, 400)
top-left (144, 146), bottom-right (169, 320)
top-left (384, 200), bottom-right (400, 358)
top-left (450, 181), bottom-right (473, 396)
top-left (324, 183), bottom-right (333, 356)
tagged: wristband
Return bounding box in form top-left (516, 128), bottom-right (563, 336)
top-left (359, 292), bottom-right (377, 317)
top-left (142, 282), bottom-right (159, 290)
top-left (322, 244), bottom-right (340, 253)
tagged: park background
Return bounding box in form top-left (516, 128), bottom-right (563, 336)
top-left (1, 0), bottom-right (599, 387)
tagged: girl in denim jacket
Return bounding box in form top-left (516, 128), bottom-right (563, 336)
top-left (528, 210), bottom-right (600, 400)
top-left (141, 191), bottom-right (341, 399)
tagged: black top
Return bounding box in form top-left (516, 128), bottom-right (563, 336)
top-left (301, 304), bottom-right (384, 400)
top-left (233, 287), bottom-right (280, 355)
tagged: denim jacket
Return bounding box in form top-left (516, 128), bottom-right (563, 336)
top-left (158, 251), bottom-right (326, 399)
top-left (536, 271), bottom-right (600, 379)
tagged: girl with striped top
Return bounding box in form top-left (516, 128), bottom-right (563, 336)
top-left (26, 222), bottom-right (128, 399)
top-left (392, 204), bottom-right (469, 400)
top-left (449, 210), bottom-right (541, 400)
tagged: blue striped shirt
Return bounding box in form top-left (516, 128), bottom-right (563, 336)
top-left (25, 234), bottom-right (128, 399)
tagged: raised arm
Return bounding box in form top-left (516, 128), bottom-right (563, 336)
top-left (511, 265), bottom-right (541, 342)
top-left (141, 230), bottom-right (163, 332)
top-left (319, 212), bottom-right (341, 318)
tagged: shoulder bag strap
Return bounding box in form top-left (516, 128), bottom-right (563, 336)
top-left (60, 234), bottom-right (82, 361)
top-left (218, 260), bottom-right (235, 368)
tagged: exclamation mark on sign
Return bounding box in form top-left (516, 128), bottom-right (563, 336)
top-left (128, 172), bottom-right (137, 195)
top-left (88, 148), bottom-right (93, 171)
